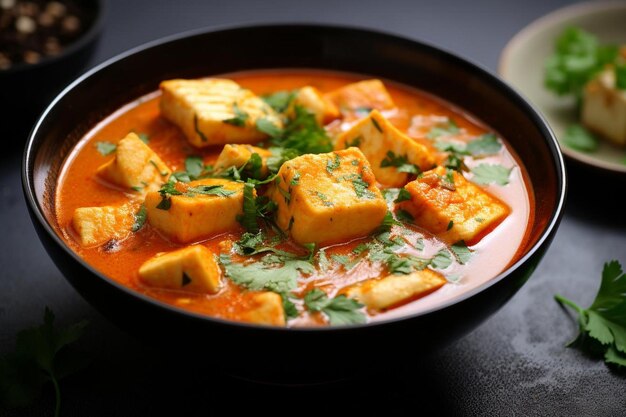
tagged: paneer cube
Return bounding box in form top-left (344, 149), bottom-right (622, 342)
top-left (97, 132), bottom-right (171, 193)
top-left (398, 167), bottom-right (510, 244)
top-left (335, 110), bottom-right (436, 187)
top-left (241, 292), bottom-right (286, 326)
top-left (138, 245), bottom-right (221, 293)
top-left (213, 144), bottom-right (272, 177)
top-left (292, 86), bottom-right (340, 124)
top-left (325, 79), bottom-right (395, 112)
top-left (72, 204), bottom-right (135, 247)
top-left (145, 178), bottom-right (246, 243)
top-left (582, 68), bottom-right (626, 146)
top-left (268, 147), bottom-right (388, 245)
top-left (160, 78), bottom-right (283, 147)
top-left (345, 269), bottom-right (446, 310)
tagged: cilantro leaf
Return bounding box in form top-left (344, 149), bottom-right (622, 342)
top-left (555, 260), bottom-right (626, 368)
top-left (617, 65), bottom-right (626, 90)
top-left (450, 241), bottom-right (472, 264)
top-left (0, 308), bottom-right (89, 415)
top-left (271, 105), bottom-right (333, 155)
top-left (262, 90), bottom-right (296, 113)
top-left (466, 133), bottom-right (502, 156)
top-left (223, 103), bottom-right (249, 127)
top-left (256, 118), bottom-right (283, 137)
top-left (304, 289), bottom-right (366, 326)
top-left (239, 182), bottom-right (259, 233)
top-left (193, 113), bottom-right (209, 142)
top-left (431, 249), bottom-right (452, 270)
top-left (326, 153), bottom-right (341, 173)
top-left (131, 204), bottom-right (147, 232)
top-left (95, 141), bottom-right (116, 156)
top-left (544, 27), bottom-right (619, 100)
top-left (471, 164), bottom-right (512, 186)
top-left (184, 156), bottom-right (205, 178)
top-left (426, 118), bottom-right (460, 139)
top-left (380, 151), bottom-right (420, 174)
top-left (563, 124), bottom-right (599, 152)
top-left (137, 133), bottom-right (150, 144)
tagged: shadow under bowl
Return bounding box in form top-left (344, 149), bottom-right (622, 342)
top-left (22, 24), bottom-right (566, 382)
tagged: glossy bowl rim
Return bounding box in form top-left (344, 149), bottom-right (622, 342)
top-left (22, 22), bottom-right (567, 333)
top-left (498, 0), bottom-right (626, 176)
top-left (1, 0), bottom-right (107, 75)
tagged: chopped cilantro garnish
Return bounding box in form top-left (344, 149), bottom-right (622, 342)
top-left (184, 155), bottom-right (205, 179)
top-left (555, 260), bottom-right (626, 368)
top-left (95, 141), bottom-right (116, 156)
top-left (431, 249), bottom-right (452, 270)
top-left (563, 124), bottom-right (599, 153)
top-left (256, 118), bottom-right (283, 137)
top-left (450, 241), bottom-right (472, 264)
top-left (471, 164), bottom-right (512, 186)
top-left (290, 172), bottom-right (300, 186)
top-left (304, 289), bottom-right (366, 326)
top-left (380, 151), bottom-right (420, 174)
top-left (193, 113), bottom-right (209, 142)
top-left (326, 154), bottom-right (341, 173)
top-left (262, 90), bottom-right (297, 113)
top-left (351, 174), bottom-right (376, 199)
top-left (394, 188), bottom-right (411, 203)
top-left (270, 105), bottom-right (333, 155)
top-left (465, 133), bottom-right (502, 156)
top-left (138, 133), bottom-right (150, 144)
top-left (223, 103), bottom-right (249, 127)
top-left (371, 117), bottom-right (383, 133)
top-left (316, 191), bottom-right (333, 206)
top-left (617, 64), bottom-right (626, 90)
top-left (426, 118), bottom-right (460, 139)
top-left (345, 136), bottom-right (362, 148)
top-left (396, 209), bottom-right (414, 223)
top-left (156, 178), bottom-right (235, 210)
top-left (447, 220), bottom-right (454, 231)
top-left (131, 204), bottom-right (147, 232)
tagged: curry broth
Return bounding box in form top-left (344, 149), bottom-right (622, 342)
top-left (56, 70), bottom-right (534, 326)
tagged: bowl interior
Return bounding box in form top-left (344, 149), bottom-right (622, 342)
top-left (499, 1), bottom-right (626, 175)
top-left (25, 24), bottom-right (565, 328)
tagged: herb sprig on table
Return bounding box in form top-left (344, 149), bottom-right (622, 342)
top-left (0, 308), bottom-right (90, 416)
top-left (555, 260), bottom-right (626, 368)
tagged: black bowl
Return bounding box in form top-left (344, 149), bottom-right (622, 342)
top-left (22, 24), bottom-right (566, 382)
top-left (0, 0), bottom-right (105, 144)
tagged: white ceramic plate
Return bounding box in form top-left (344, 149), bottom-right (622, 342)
top-left (499, 1), bottom-right (626, 175)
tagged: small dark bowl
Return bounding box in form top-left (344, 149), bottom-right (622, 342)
top-left (22, 24), bottom-right (566, 382)
top-left (0, 0), bottom-right (105, 143)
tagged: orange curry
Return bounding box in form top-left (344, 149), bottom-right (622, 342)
top-left (56, 70), bottom-right (534, 327)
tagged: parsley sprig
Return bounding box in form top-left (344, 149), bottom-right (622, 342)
top-left (304, 289), bottom-right (366, 325)
top-left (0, 308), bottom-right (90, 416)
top-left (555, 260), bottom-right (626, 368)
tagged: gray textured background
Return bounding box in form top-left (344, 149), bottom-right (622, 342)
top-left (2, 0), bottom-right (626, 415)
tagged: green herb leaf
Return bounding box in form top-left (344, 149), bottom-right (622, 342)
top-left (616, 65), bottom-right (626, 90)
top-left (138, 133), bottom-right (150, 144)
top-left (131, 204), bottom-right (147, 232)
top-left (426, 118), bottom-right (460, 139)
top-left (303, 289), bottom-right (366, 326)
top-left (466, 133), bottom-right (502, 156)
top-left (0, 308), bottom-right (89, 414)
top-left (394, 188), bottom-right (412, 203)
top-left (563, 124), bottom-right (599, 152)
top-left (326, 153), bottom-right (341, 173)
top-left (380, 151), bottom-right (420, 174)
top-left (544, 27), bottom-right (619, 100)
top-left (239, 182), bottom-right (259, 233)
top-left (270, 105), bottom-right (333, 155)
top-left (450, 241), bottom-right (472, 264)
top-left (471, 164), bottom-right (512, 186)
top-left (371, 117), bottom-right (383, 133)
top-left (431, 249), bottom-right (453, 270)
top-left (262, 90), bottom-right (296, 113)
top-left (184, 156), bottom-right (205, 179)
top-left (351, 174), bottom-right (377, 199)
top-left (223, 103), bottom-right (249, 127)
top-left (396, 209), bottom-right (414, 223)
top-left (95, 141), bottom-right (116, 156)
top-left (256, 118), bottom-right (283, 137)
top-left (193, 113), bottom-right (209, 142)
top-left (555, 260), bottom-right (626, 368)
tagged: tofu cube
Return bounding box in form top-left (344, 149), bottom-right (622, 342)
top-left (398, 167), bottom-right (510, 244)
top-left (325, 79), bottom-right (395, 112)
top-left (160, 78), bottom-right (283, 147)
top-left (213, 144), bottom-right (272, 177)
top-left (97, 132), bottom-right (171, 194)
top-left (345, 269), bottom-right (446, 310)
top-left (72, 204), bottom-right (135, 247)
top-left (335, 110), bottom-right (436, 187)
top-left (241, 292), bottom-right (286, 326)
top-left (145, 178), bottom-right (246, 243)
top-left (292, 86), bottom-right (340, 124)
top-left (268, 147), bottom-right (388, 245)
top-left (139, 245), bottom-right (221, 293)
top-left (582, 68), bottom-right (626, 146)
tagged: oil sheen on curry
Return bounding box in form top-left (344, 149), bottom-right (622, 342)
top-left (56, 71), bottom-right (534, 327)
